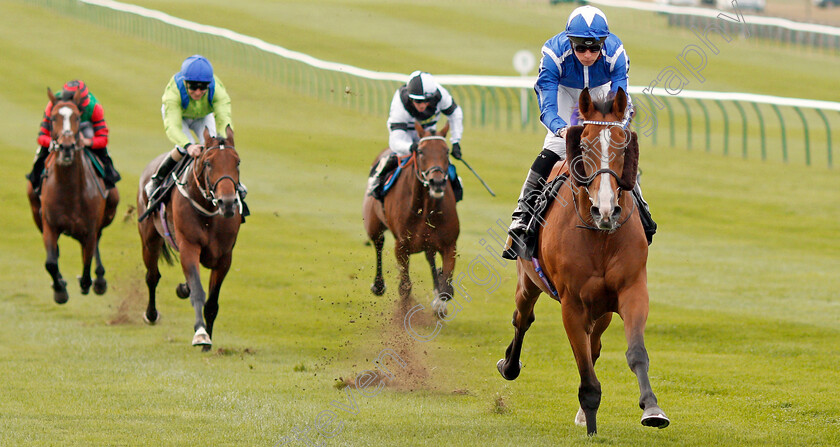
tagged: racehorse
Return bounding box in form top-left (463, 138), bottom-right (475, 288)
top-left (496, 88), bottom-right (669, 435)
top-left (363, 122), bottom-right (459, 317)
top-left (26, 87), bottom-right (119, 304)
top-left (137, 126), bottom-right (242, 350)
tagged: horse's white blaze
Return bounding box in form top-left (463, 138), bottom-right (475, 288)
top-left (596, 128), bottom-right (614, 220)
top-left (58, 107), bottom-right (73, 134)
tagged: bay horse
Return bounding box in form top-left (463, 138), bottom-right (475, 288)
top-left (137, 126), bottom-right (242, 350)
top-left (363, 122), bottom-right (459, 317)
top-left (496, 88), bottom-right (669, 435)
top-left (26, 88), bottom-right (119, 304)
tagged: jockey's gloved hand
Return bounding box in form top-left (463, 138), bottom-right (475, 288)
top-left (451, 142), bottom-right (462, 160)
top-left (555, 126), bottom-right (569, 139)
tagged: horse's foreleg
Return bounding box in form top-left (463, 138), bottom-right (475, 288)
top-left (370, 232), bottom-right (386, 296)
top-left (395, 242), bottom-right (412, 304)
top-left (205, 254), bottom-right (232, 344)
top-left (562, 301), bottom-right (601, 436)
top-left (93, 240), bottom-right (107, 295)
top-left (498, 263), bottom-right (541, 381)
top-left (424, 250), bottom-right (440, 295)
top-left (141, 234), bottom-right (162, 324)
top-left (431, 246), bottom-right (456, 318)
top-left (619, 285), bottom-right (669, 429)
top-left (78, 235), bottom-right (96, 295)
top-left (575, 313), bottom-right (613, 428)
top-left (180, 244), bottom-right (210, 347)
top-left (42, 225), bottom-right (68, 304)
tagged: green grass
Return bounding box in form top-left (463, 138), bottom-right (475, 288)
top-left (1, 1), bottom-right (839, 446)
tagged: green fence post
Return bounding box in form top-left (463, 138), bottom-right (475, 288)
top-left (696, 98), bottom-right (711, 152)
top-left (733, 101), bottom-right (748, 159)
top-left (793, 107), bottom-right (810, 166)
top-left (644, 96), bottom-right (658, 146)
top-left (714, 100), bottom-right (729, 156)
top-left (771, 104), bottom-right (788, 163)
top-left (663, 97), bottom-right (675, 147)
top-left (676, 96), bottom-right (692, 150)
top-left (750, 102), bottom-right (767, 161)
top-left (815, 108), bottom-right (831, 168)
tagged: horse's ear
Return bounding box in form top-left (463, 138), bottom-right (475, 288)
top-left (439, 121), bottom-right (450, 138)
top-left (620, 131), bottom-right (639, 189)
top-left (579, 88), bottom-right (593, 120)
top-left (47, 87), bottom-right (57, 104)
top-left (73, 88), bottom-right (83, 106)
top-left (203, 127), bottom-right (211, 145)
top-left (414, 121), bottom-right (425, 138)
top-left (224, 125), bottom-right (234, 145)
top-left (612, 87), bottom-right (627, 119)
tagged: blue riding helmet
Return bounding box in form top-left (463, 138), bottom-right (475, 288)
top-left (179, 55), bottom-right (214, 83)
top-left (565, 5), bottom-right (610, 44)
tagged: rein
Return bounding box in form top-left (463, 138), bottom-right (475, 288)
top-left (175, 144), bottom-right (242, 217)
top-left (414, 136), bottom-right (449, 188)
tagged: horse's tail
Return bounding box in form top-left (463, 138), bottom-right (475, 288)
top-left (159, 242), bottom-right (176, 266)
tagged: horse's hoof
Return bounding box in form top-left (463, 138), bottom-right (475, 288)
top-left (53, 289), bottom-right (69, 305)
top-left (143, 311), bottom-right (160, 325)
top-left (575, 407), bottom-right (587, 427)
top-left (431, 296), bottom-right (448, 319)
top-left (641, 406), bottom-right (670, 429)
top-left (201, 345), bottom-right (212, 352)
top-left (93, 278), bottom-right (107, 295)
top-left (77, 276), bottom-right (92, 295)
top-left (496, 358), bottom-right (522, 381)
top-left (192, 327), bottom-right (212, 347)
top-left (370, 280), bottom-right (385, 296)
top-left (176, 283), bottom-right (190, 299)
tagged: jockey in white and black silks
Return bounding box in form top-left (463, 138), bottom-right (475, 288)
top-left (502, 5), bottom-right (656, 259)
top-left (367, 71), bottom-right (465, 201)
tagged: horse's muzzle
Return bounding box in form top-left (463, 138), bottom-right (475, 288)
top-left (591, 205), bottom-right (621, 230)
top-left (429, 178), bottom-right (446, 199)
top-left (216, 194), bottom-right (239, 218)
top-left (57, 146), bottom-right (75, 166)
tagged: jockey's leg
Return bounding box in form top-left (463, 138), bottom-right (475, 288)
top-left (144, 147), bottom-right (184, 200)
top-left (187, 114), bottom-right (217, 145)
top-left (26, 146), bottom-right (50, 193)
top-left (632, 182), bottom-right (657, 245)
top-left (90, 147), bottom-right (121, 189)
top-left (447, 164), bottom-right (463, 202)
top-left (366, 152), bottom-right (399, 200)
top-left (502, 149), bottom-right (560, 260)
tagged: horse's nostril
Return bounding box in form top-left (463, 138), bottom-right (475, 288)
top-left (612, 206), bottom-right (622, 219)
top-left (590, 206), bottom-right (599, 217)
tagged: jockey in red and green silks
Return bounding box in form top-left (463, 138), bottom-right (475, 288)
top-left (29, 80), bottom-right (121, 190)
top-left (144, 54), bottom-right (234, 199)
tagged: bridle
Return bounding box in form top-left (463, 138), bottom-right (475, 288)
top-left (175, 143), bottom-right (242, 217)
top-left (572, 120), bottom-right (636, 232)
top-left (50, 102), bottom-right (82, 155)
top-left (413, 135), bottom-right (449, 188)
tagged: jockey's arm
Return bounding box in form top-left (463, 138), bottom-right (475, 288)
top-left (162, 77), bottom-right (192, 148)
top-left (211, 76), bottom-right (233, 138)
top-left (386, 91), bottom-right (414, 155)
top-left (607, 40), bottom-right (633, 124)
top-left (37, 101), bottom-right (53, 148)
top-left (437, 86), bottom-right (463, 144)
top-left (535, 48), bottom-right (568, 135)
top-left (89, 102), bottom-right (109, 149)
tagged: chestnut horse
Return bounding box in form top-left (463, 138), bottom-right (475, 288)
top-left (497, 88), bottom-right (669, 435)
top-left (137, 126), bottom-right (242, 350)
top-left (26, 88), bottom-right (119, 304)
top-left (363, 122), bottom-right (459, 316)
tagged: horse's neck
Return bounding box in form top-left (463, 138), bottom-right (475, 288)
top-left (52, 155), bottom-right (87, 189)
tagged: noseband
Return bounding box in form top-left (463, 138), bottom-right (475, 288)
top-left (414, 136), bottom-right (449, 188)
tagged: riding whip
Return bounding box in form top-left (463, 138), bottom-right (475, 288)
top-left (458, 157), bottom-right (495, 197)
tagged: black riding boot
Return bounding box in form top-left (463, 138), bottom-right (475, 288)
top-left (502, 149), bottom-right (560, 260)
top-left (144, 154), bottom-right (179, 200)
top-left (26, 146), bottom-right (49, 193)
top-left (632, 183), bottom-right (657, 245)
top-left (92, 148), bottom-right (121, 189)
top-left (367, 153), bottom-right (399, 201)
top-left (448, 164), bottom-right (463, 202)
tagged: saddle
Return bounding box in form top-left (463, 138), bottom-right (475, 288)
top-left (514, 162), bottom-right (570, 260)
top-left (138, 157), bottom-right (192, 222)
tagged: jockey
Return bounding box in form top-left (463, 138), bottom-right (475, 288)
top-left (145, 54), bottom-right (247, 212)
top-left (29, 80), bottom-right (121, 191)
top-left (367, 70), bottom-right (465, 201)
top-left (502, 5), bottom-right (656, 259)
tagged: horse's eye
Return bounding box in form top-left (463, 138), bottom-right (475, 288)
top-left (204, 161), bottom-right (211, 168)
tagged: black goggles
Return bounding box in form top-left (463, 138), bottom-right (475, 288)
top-left (187, 81), bottom-right (209, 91)
top-left (574, 44), bottom-right (602, 54)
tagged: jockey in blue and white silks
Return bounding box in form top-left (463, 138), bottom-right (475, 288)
top-left (502, 5), bottom-right (655, 259)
